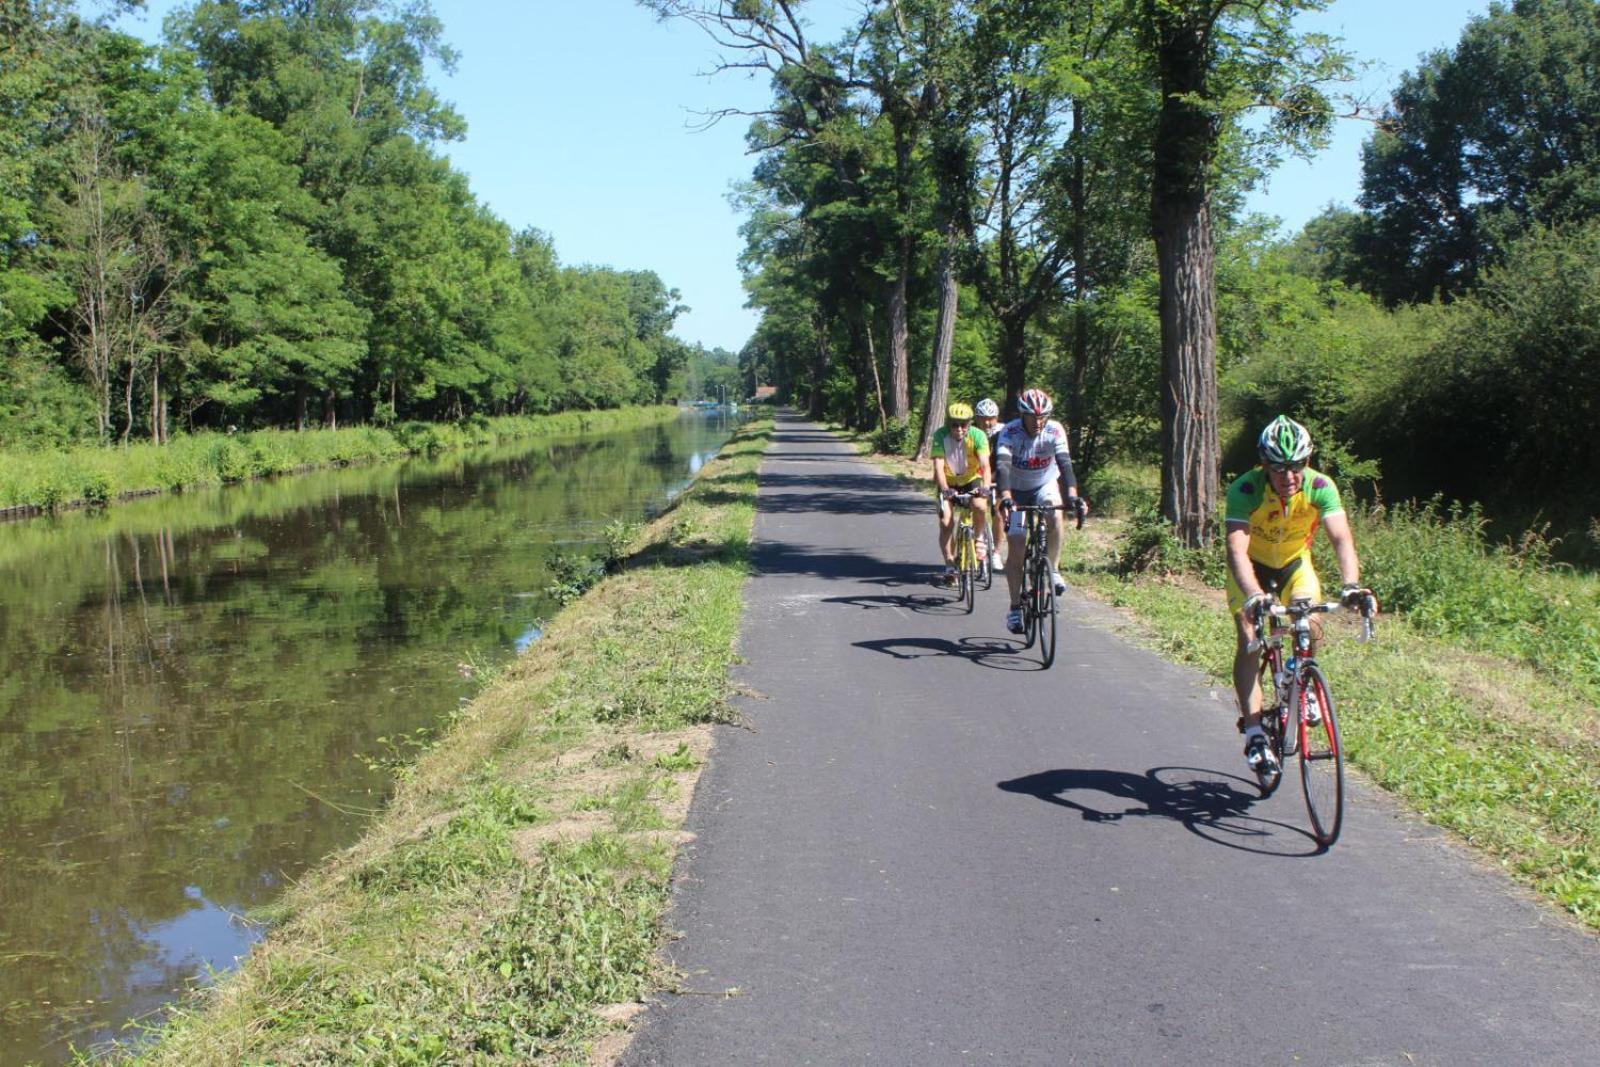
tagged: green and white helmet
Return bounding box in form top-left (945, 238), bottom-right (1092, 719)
top-left (1257, 415), bottom-right (1313, 465)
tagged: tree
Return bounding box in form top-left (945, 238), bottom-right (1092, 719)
top-left (1137, 0), bottom-right (1347, 546)
top-left (1356, 0), bottom-right (1600, 304)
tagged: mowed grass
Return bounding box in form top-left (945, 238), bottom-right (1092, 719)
top-left (102, 419), bottom-right (770, 1065)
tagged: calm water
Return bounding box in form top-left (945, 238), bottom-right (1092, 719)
top-left (0, 413), bottom-right (741, 1064)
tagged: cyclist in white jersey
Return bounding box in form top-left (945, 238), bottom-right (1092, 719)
top-left (994, 388), bottom-right (1088, 635)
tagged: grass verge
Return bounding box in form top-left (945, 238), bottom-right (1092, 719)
top-left (101, 417), bottom-right (771, 1065)
top-left (1, 406), bottom-right (684, 517)
top-left (844, 435), bottom-right (1600, 930)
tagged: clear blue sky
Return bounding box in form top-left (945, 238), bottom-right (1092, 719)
top-left (119, 0), bottom-right (1490, 354)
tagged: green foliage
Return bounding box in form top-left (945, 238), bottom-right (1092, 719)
top-left (873, 416), bottom-right (917, 456)
top-left (1111, 505), bottom-right (1225, 585)
top-left (0, 2), bottom-right (692, 450)
top-left (1353, 0), bottom-right (1600, 304)
top-left (1346, 500), bottom-right (1600, 698)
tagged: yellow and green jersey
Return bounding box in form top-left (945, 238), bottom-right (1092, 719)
top-left (932, 425), bottom-right (989, 486)
top-left (1224, 466), bottom-right (1344, 570)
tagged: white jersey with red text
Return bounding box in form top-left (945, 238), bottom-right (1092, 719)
top-left (995, 418), bottom-right (1071, 492)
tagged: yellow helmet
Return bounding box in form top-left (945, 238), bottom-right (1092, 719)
top-left (947, 402), bottom-right (973, 422)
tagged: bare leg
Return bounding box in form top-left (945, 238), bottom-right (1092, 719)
top-left (937, 501), bottom-right (956, 565)
top-left (1233, 611), bottom-right (1263, 729)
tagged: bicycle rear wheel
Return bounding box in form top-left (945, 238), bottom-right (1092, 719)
top-left (980, 528), bottom-right (995, 590)
top-left (1254, 653), bottom-right (1285, 797)
top-left (1297, 664), bottom-right (1344, 846)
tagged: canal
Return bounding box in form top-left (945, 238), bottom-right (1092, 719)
top-left (0, 413), bottom-right (742, 1063)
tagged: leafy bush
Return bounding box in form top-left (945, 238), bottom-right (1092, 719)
top-left (1112, 506), bottom-right (1226, 584)
top-left (874, 416), bottom-right (916, 456)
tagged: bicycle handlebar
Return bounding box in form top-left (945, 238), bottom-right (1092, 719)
top-left (1252, 596), bottom-right (1377, 643)
top-left (1002, 499), bottom-right (1088, 529)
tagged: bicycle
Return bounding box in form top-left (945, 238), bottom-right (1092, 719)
top-left (946, 488), bottom-right (992, 613)
top-left (1007, 499), bottom-right (1085, 668)
top-left (1249, 595), bottom-right (1376, 847)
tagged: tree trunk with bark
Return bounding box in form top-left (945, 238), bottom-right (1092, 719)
top-left (1150, 7), bottom-right (1222, 548)
top-left (916, 228), bottom-right (960, 460)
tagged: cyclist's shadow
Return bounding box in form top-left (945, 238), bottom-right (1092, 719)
top-left (997, 765), bottom-right (1327, 856)
top-left (854, 634), bottom-right (1045, 671)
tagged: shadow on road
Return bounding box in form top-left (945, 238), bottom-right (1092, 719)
top-left (754, 471), bottom-right (926, 516)
top-left (998, 765), bottom-right (1327, 856)
top-left (853, 634), bottom-right (1046, 671)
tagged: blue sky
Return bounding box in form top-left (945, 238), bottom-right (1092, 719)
top-left (119, 0), bottom-right (1490, 353)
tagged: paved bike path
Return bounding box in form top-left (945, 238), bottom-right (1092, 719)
top-left (624, 413), bottom-right (1598, 1066)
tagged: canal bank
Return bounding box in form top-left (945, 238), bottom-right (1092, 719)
top-left (113, 418), bottom-right (770, 1065)
top-left (0, 406), bottom-right (685, 519)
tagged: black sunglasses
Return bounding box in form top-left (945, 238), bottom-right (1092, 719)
top-left (1267, 460), bottom-right (1308, 474)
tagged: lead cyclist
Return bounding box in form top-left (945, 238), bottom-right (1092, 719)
top-left (1226, 415), bottom-right (1378, 777)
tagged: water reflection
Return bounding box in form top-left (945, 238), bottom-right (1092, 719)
top-left (0, 413), bottom-right (741, 1064)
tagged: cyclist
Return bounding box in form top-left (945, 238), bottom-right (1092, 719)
top-left (974, 397), bottom-right (1005, 564)
top-left (932, 401), bottom-right (992, 586)
top-left (1227, 415), bottom-right (1377, 777)
top-left (994, 388), bottom-right (1086, 634)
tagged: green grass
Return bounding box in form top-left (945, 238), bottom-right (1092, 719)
top-left (0, 407), bottom-right (684, 515)
top-left (101, 419), bottom-right (771, 1065)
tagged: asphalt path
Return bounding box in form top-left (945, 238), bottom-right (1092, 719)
top-left (623, 412), bottom-right (1599, 1066)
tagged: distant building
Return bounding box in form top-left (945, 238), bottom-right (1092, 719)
top-left (752, 385), bottom-right (778, 402)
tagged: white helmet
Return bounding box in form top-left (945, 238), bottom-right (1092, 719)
top-left (975, 398), bottom-right (999, 418)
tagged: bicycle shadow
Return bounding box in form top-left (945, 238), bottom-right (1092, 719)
top-left (854, 634), bottom-right (1047, 671)
top-left (997, 765), bottom-right (1328, 856)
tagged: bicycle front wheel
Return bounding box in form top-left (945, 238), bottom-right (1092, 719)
top-left (1021, 567), bottom-right (1039, 647)
top-left (1037, 571), bottom-right (1057, 668)
top-left (962, 536), bottom-right (978, 614)
top-left (1297, 664), bottom-right (1344, 847)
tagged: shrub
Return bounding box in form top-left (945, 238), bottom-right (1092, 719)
top-left (874, 417), bottom-right (916, 456)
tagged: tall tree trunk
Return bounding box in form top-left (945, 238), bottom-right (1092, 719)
top-left (887, 267), bottom-right (911, 420)
top-left (1154, 191), bottom-right (1218, 547)
top-left (1151, 7), bottom-right (1221, 548)
top-left (324, 390), bottom-right (337, 430)
top-left (1068, 101), bottom-right (1090, 462)
top-left (121, 358), bottom-right (135, 446)
top-left (886, 115), bottom-right (915, 421)
top-left (865, 314), bottom-right (888, 429)
top-left (1000, 314), bottom-right (1027, 417)
top-left (149, 353), bottom-right (161, 443)
top-left (809, 312), bottom-right (831, 419)
top-left (916, 228), bottom-right (960, 460)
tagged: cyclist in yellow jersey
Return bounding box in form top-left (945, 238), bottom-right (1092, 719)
top-left (1226, 416), bottom-right (1377, 776)
top-left (932, 402), bottom-right (992, 586)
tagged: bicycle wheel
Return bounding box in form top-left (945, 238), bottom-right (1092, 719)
top-left (1021, 555), bottom-right (1039, 647)
top-left (1254, 652), bottom-right (1285, 797)
top-left (960, 526), bottom-right (977, 614)
top-left (1297, 664), bottom-right (1344, 846)
top-left (980, 528), bottom-right (995, 590)
top-left (1037, 568), bottom-right (1057, 668)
